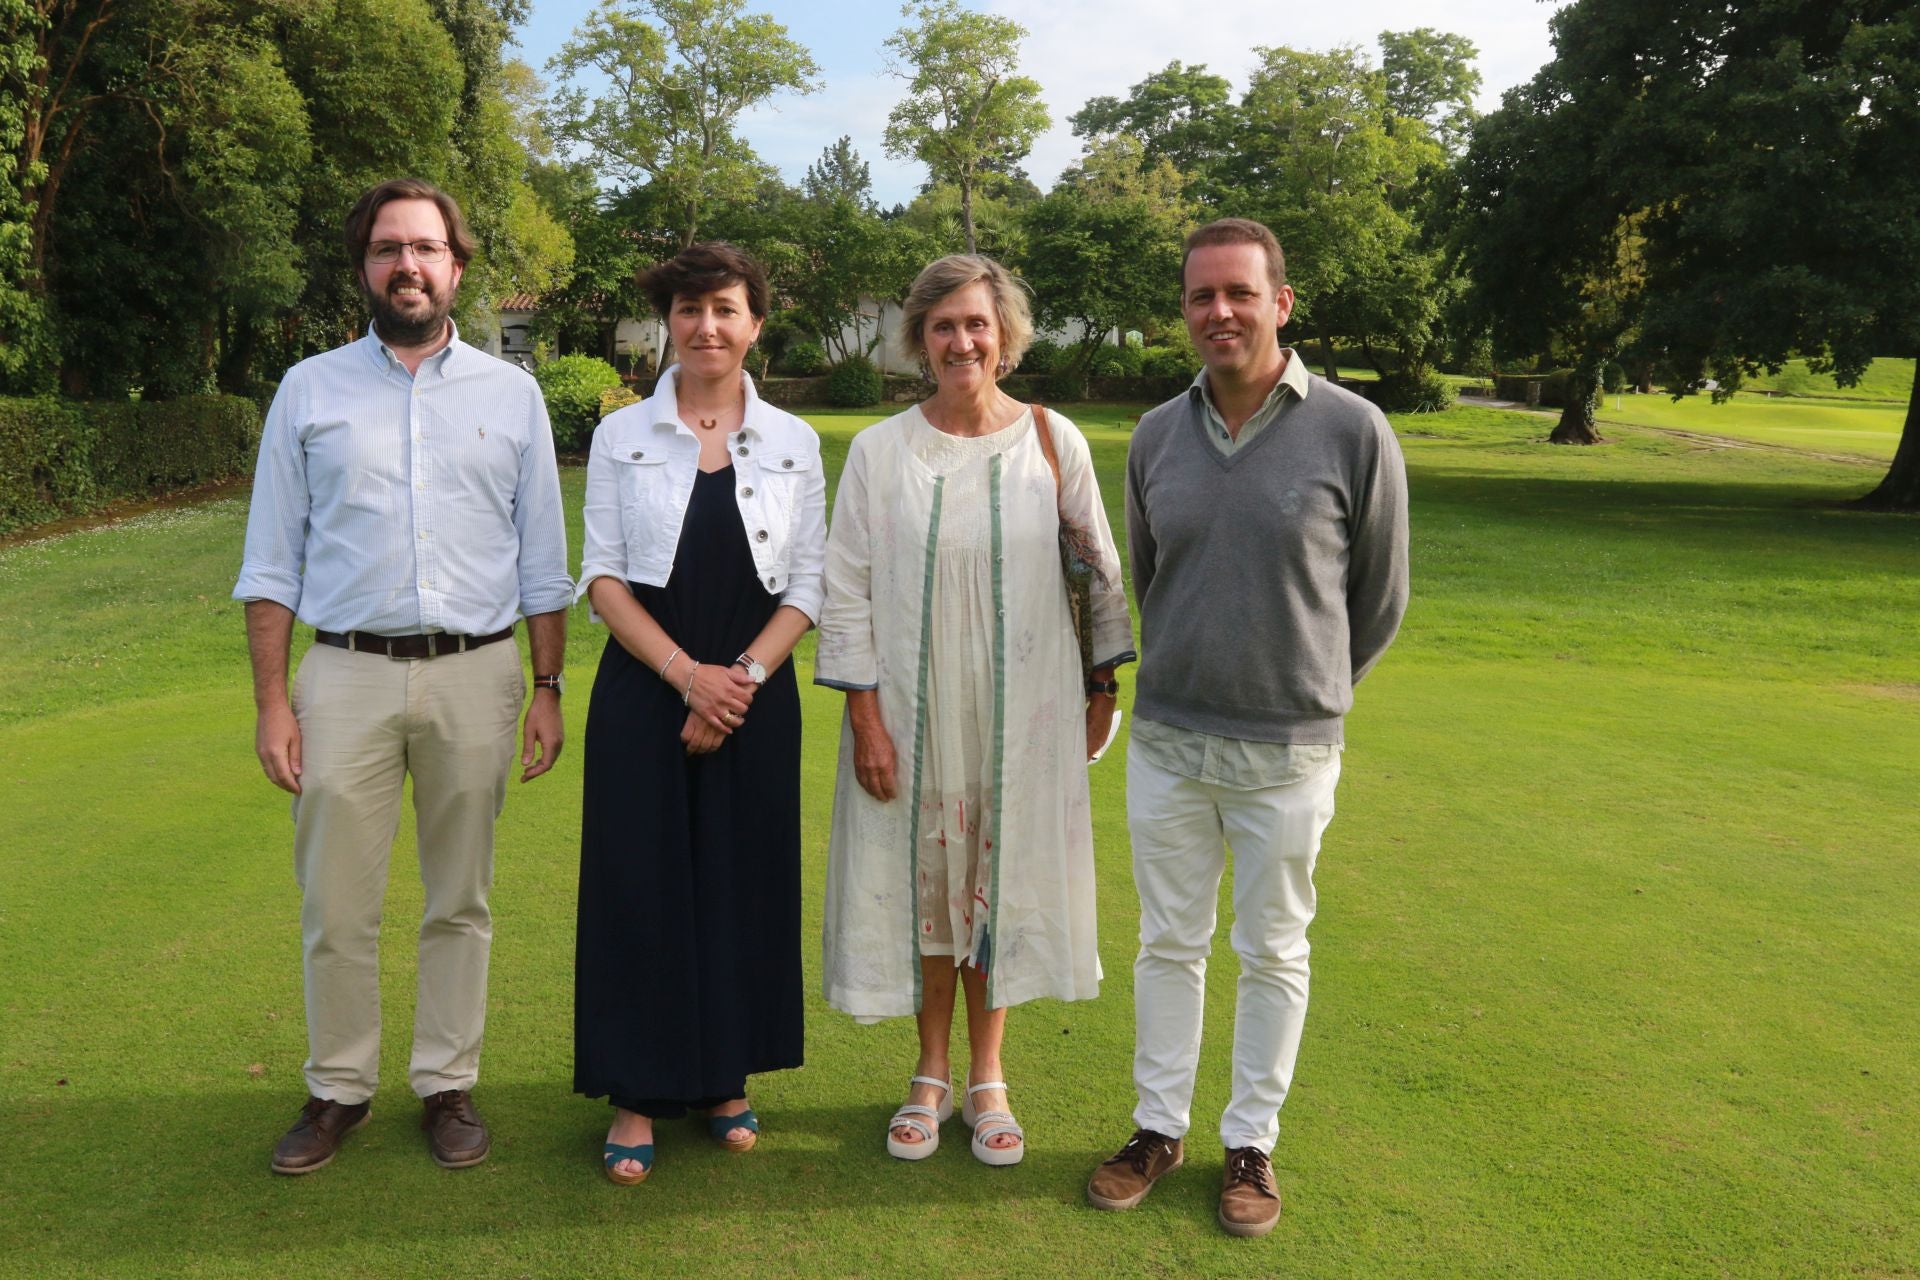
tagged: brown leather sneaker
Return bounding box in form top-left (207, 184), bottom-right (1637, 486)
top-left (1218, 1146), bottom-right (1282, 1237)
top-left (270, 1095), bottom-right (371, 1175)
top-left (421, 1089), bottom-right (491, 1169)
top-left (1087, 1129), bottom-right (1184, 1210)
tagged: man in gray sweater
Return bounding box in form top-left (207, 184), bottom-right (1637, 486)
top-left (1086, 218), bottom-right (1408, 1237)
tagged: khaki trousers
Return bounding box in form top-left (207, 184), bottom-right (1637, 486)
top-left (288, 639), bottom-right (523, 1103)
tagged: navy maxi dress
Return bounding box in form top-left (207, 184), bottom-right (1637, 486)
top-left (574, 465), bottom-right (804, 1114)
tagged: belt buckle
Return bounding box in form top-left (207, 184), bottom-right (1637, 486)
top-left (386, 636), bottom-right (409, 662)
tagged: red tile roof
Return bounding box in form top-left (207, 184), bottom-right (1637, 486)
top-left (497, 293), bottom-right (540, 312)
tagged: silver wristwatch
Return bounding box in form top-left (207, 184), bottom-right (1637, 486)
top-left (734, 653), bottom-right (767, 685)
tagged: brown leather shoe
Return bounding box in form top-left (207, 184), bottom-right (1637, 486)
top-left (1087, 1129), bottom-right (1184, 1210)
top-left (270, 1096), bottom-right (371, 1175)
top-left (421, 1089), bottom-right (491, 1169)
top-left (1218, 1146), bottom-right (1282, 1237)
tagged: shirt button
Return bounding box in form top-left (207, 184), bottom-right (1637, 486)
top-left (737, 446), bottom-right (749, 457)
top-left (781, 458), bottom-right (793, 469)
top-left (741, 486), bottom-right (753, 498)
top-left (767, 576), bottom-right (776, 588)
top-left (755, 529), bottom-right (768, 542)
top-left (630, 450), bottom-right (643, 459)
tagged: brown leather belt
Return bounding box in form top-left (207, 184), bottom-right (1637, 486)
top-left (314, 627), bottom-right (515, 660)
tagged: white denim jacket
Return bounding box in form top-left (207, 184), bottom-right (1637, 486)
top-left (576, 365), bottom-right (827, 622)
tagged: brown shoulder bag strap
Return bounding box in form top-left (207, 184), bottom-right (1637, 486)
top-left (1031, 402), bottom-right (1062, 495)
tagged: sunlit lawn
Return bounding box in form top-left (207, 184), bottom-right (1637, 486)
top-left (2, 405), bottom-right (1916, 1278)
top-left (1583, 389), bottom-right (1905, 460)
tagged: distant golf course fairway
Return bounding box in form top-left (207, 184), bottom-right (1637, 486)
top-left (1, 405), bottom-right (1915, 1278)
top-left (1587, 389), bottom-right (1905, 460)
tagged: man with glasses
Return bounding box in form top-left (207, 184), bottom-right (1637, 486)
top-left (235, 178), bottom-right (571, 1175)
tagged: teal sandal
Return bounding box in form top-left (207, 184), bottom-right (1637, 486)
top-left (603, 1141), bottom-right (654, 1185)
top-left (707, 1108), bottom-right (759, 1153)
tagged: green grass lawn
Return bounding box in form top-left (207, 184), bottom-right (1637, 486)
top-left (1576, 390), bottom-right (1907, 461)
top-left (1742, 355), bottom-right (1915, 402)
top-left (3, 406), bottom-right (1917, 1278)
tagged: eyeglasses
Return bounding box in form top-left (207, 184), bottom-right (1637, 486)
top-left (366, 239), bottom-right (451, 264)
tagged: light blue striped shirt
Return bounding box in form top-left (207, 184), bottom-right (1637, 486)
top-left (234, 327), bottom-right (572, 635)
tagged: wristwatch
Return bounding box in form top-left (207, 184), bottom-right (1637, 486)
top-left (533, 673), bottom-right (565, 696)
top-left (734, 653), bottom-right (767, 685)
top-left (1086, 677), bottom-right (1120, 697)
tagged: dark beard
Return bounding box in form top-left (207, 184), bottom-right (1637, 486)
top-left (364, 276), bottom-right (454, 349)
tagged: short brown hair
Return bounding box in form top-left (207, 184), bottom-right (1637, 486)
top-left (344, 178), bottom-right (475, 266)
top-left (896, 254), bottom-right (1035, 373)
top-left (639, 242), bottom-right (770, 319)
top-left (1182, 218), bottom-right (1286, 293)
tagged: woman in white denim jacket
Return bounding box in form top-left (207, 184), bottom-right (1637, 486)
top-left (572, 242), bottom-right (826, 1185)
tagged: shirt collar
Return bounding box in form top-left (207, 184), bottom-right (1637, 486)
top-left (1188, 346), bottom-right (1310, 417)
top-left (364, 321), bottom-right (463, 379)
top-left (649, 363), bottom-right (766, 439)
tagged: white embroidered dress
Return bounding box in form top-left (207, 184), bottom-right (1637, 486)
top-left (816, 405), bottom-right (1134, 1020)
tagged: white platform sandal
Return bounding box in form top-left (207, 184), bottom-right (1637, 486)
top-left (961, 1081), bottom-right (1025, 1167)
top-left (886, 1075), bottom-right (953, 1161)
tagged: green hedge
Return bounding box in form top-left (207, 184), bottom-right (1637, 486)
top-left (0, 393), bottom-right (260, 534)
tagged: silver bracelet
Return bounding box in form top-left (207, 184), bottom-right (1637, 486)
top-left (660, 646), bottom-right (684, 683)
top-left (681, 661), bottom-right (700, 706)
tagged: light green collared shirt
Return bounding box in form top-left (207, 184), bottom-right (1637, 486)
top-left (1134, 347), bottom-right (1337, 789)
top-left (1193, 346), bottom-right (1311, 456)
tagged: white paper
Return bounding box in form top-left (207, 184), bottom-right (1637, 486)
top-left (1089, 708), bottom-right (1123, 766)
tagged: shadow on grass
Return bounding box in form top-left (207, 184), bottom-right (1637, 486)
top-left (5, 1083), bottom-right (1142, 1270)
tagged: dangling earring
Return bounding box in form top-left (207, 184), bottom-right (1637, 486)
top-left (918, 353), bottom-right (935, 385)
top-left (996, 353), bottom-right (1010, 377)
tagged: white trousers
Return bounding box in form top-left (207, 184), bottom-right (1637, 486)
top-left (1126, 747), bottom-right (1341, 1153)
top-left (289, 640), bottom-right (523, 1103)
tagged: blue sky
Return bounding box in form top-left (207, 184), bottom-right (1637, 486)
top-left (512, 1), bottom-right (1566, 207)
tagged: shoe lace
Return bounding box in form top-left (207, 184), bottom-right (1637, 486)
top-left (1105, 1128), bottom-right (1173, 1175)
top-left (1224, 1146), bottom-right (1276, 1195)
top-left (425, 1089), bottom-right (476, 1122)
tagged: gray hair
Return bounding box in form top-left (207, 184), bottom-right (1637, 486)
top-left (896, 254), bottom-right (1035, 375)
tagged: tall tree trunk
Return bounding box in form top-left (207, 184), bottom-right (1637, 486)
top-left (1857, 349), bottom-right (1920, 510)
top-left (960, 178), bottom-right (977, 255)
top-left (1549, 359), bottom-right (1603, 444)
top-left (1360, 335), bottom-right (1380, 371)
top-left (1317, 316), bottom-right (1338, 383)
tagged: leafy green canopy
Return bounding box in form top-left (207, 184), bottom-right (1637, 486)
top-left (882, 0), bottom-right (1049, 256)
top-left (547, 0), bottom-right (819, 249)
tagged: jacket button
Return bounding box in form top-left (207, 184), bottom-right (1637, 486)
top-left (781, 457), bottom-right (793, 469)
top-left (741, 486), bottom-right (753, 498)
top-left (755, 529), bottom-right (768, 542)
top-left (630, 450), bottom-right (643, 459)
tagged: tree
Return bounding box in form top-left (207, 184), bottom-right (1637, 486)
top-left (882, 0), bottom-right (1048, 255)
top-left (1020, 134), bottom-right (1192, 370)
top-left (803, 135), bottom-right (872, 210)
top-left (1234, 43), bottom-right (1438, 383)
top-left (1379, 27), bottom-right (1481, 156)
top-left (1609, 0), bottom-right (1920, 507)
top-left (1454, 47), bottom-right (1640, 445)
top-left (1068, 60), bottom-right (1237, 207)
top-left (547, 0), bottom-right (819, 249)
top-left (1461, 0), bottom-right (1920, 479)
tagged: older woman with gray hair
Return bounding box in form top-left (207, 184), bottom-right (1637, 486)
top-left (815, 254), bottom-right (1134, 1166)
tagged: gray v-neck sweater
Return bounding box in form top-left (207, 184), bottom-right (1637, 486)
top-left (1123, 375), bottom-right (1409, 745)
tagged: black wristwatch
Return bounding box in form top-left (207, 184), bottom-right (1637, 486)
top-left (533, 673), bottom-right (565, 696)
top-left (1086, 677), bottom-right (1120, 696)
